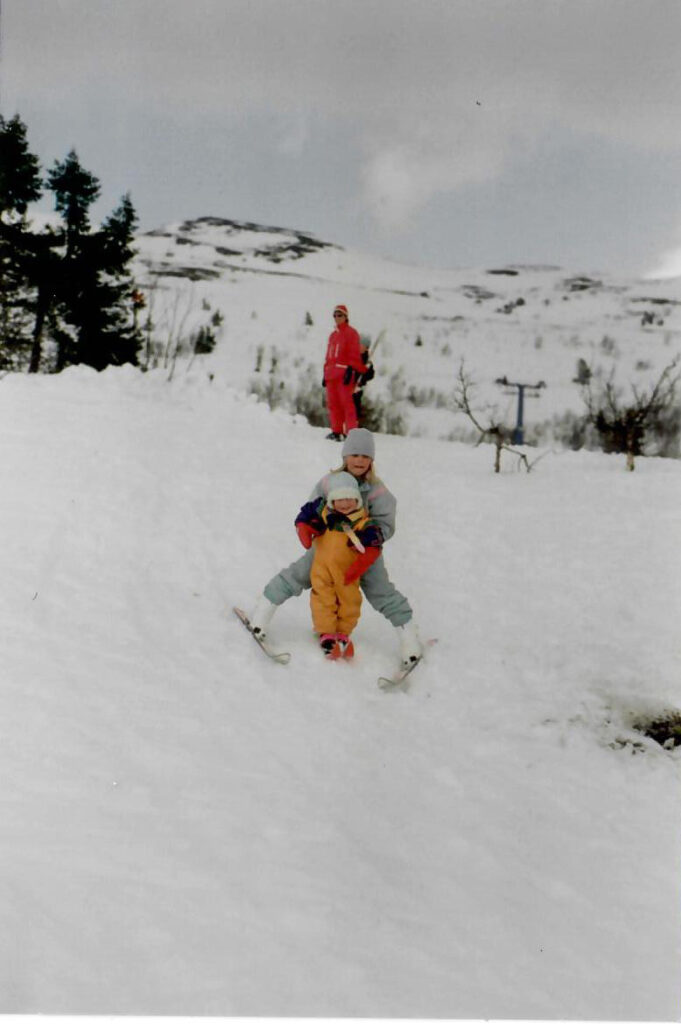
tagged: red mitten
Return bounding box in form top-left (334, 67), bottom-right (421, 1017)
top-left (296, 521), bottom-right (321, 549)
top-left (344, 545), bottom-right (381, 584)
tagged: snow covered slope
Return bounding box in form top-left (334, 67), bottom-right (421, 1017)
top-left (134, 216), bottom-right (681, 440)
top-left (0, 364), bottom-right (679, 1017)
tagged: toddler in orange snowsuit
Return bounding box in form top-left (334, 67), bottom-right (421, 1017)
top-left (295, 471), bottom-right (382, 659)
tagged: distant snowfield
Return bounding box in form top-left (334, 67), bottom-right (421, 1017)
top-left (134, 216), bottom-right (681, 446)
top-left (0, 364), bottom-right (678, 1018)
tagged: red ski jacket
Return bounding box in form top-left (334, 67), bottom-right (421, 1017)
top-left (323, 322), bottom-right (366, 383)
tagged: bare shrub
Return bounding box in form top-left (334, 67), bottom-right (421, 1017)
top-left (579, 356), bottom-right (681, 469)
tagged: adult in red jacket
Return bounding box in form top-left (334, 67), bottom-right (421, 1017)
top-left (323, 304), bottom-right (366, 440)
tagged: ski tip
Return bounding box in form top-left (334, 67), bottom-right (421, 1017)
top-left (378, 676), bottom-right (410, 693)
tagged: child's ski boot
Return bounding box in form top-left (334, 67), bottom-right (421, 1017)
top-left (336, 633), bottom-right (354, 659)
top-left (319, 633), bottom-right (355, 659)
top-left (320, 633), bottom-right (341, 659)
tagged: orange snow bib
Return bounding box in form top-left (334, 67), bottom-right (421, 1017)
top-left (309, 508), bottom-right (370, 636)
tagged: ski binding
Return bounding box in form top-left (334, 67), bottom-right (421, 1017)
top-left (233, 607), bottom-right (291, 665)
top-left (377, 638), bottom-right (437, 692)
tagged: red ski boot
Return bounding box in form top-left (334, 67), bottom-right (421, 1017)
top-left (320, 633), bottom-right (341, 659)
top-left (336, 633), bottom-right (355, 659)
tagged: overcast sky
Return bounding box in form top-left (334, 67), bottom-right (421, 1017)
top-left (2, 0), bottom-right (681, 276)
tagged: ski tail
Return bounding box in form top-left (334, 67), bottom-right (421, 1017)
top-left (233, 607), bottom-right (291, 665)
top-left (378, 638), bottom-right (437, 691)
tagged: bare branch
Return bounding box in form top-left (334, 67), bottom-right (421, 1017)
top-left (453, 359), bottom-right (544, 473)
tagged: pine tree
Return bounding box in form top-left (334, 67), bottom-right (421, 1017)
top-left (46, 149), bottom-right (100, 256)
top-left (45, 152), bottom-right (140, 370)
top-left (0, 120), bottom-right (141, 374)
top-left (0, 115), bottom-right (43, 369)
top-left (79, 193), bottom-right (141, 368)
top-left (0, 115), bottom-right (42, 219)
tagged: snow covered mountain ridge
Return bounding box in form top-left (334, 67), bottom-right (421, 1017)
top-left (142, 216), bottom-right (340, 277)
top-left (135, 214), bottom-right (681, 294)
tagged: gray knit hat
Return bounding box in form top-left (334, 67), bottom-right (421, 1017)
top-left (342, 428), bottom-right (375, 460)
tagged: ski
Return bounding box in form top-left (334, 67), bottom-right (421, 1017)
top-left (233, 607), bottom-right (291, 665)
top-left (369, 328), bottom-right (386, 357)
top-left (377, 639), bottom-right (437, 692)
top-left (377, 657), bottom-right (423, 692)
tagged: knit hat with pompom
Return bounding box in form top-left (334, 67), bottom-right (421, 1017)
top-left (326, 471), bottom-right (362, 509)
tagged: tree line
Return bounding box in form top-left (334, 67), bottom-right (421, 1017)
top-left (0, 114), bottom-right (140, 373)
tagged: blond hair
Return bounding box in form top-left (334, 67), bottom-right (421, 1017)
top-left (330, 459), bottom-right (379, 485)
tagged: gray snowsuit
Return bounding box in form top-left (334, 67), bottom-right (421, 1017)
top-left (263, 472), bottom-right (413, 626)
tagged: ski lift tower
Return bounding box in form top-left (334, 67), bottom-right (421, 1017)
top-left (495, 376), bottom-right (546, 444)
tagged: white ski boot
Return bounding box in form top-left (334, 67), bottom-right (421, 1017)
top-left (396, 618), bottom-right (423, 668)
top-left (249, 594), bottom-right (277, 639)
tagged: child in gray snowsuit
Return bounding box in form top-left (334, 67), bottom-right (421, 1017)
top-left (248, 428), bottom-right (422, 667)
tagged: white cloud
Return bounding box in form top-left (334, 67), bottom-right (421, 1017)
top-left (361, 148), bottom-right (420, 228)
top-left (359, 94), bottom-right (535, 229)
top-left (645, 247), bottom-right (681, 280)
top-left (361, 127), bottom-right (508, 230)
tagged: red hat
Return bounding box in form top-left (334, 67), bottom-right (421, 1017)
top-left (333, 304), bottom-right (349, 317)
